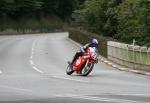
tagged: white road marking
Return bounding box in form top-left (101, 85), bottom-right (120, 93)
top-left (0, 70), bottom-right (2, 74)
top-left (108, 62), bottom-right (112, 65)
top-left (145, 73), bottom-right (150, 75)
top-left (56, 95), bottom-right (149, 103)
top-left (0, 85), bottom-right (32, 92)
top-left (129, 70), bottom-right (140, 73)
top-left (112, 65), bottom-right (118, 68)
top-left (114, 93), bottom-right (150, 97)
top-left (50, 75), bottom-right (89, 83)
top-left (30, 40), bottom-right (44, 74)
top-left (32, 66), bottom-right (43, 74)
top-left (30, 55), bottom-right (33, 59)
top-left (119, 67), bottom-right (129, 70)
top-left (101, 59), bottom-right (104, 61)
top-left (104, 61), bottom-right (109, 63)
top-left (30, 60), bottom-right (34, 65)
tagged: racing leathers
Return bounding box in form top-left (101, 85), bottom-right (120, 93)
top-left (71, 43), bottom-right (98, 65)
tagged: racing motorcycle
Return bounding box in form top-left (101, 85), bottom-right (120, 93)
top-left (66, 47), bottom-right (98, 76)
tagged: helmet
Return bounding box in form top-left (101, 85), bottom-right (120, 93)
top-left (90, 38), bottom-right (98, 48)
top-left (91, 38), bottom-right (98, 45)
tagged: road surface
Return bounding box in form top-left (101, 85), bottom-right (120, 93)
top-left (0, 33), bottom-right (150, 103)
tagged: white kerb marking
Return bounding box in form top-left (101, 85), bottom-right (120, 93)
top-left (112, 65), bottom-right (118, 68)
top-left (104, 61), bottom-right (109, 63)
top-left (108, 62), bottom-right (112, 65)
top-left (119, 68), bottom-right (129, 70)
top-left (145, 73), bottom-right (150, 75)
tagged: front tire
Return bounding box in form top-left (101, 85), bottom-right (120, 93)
top-left (66, 64), bottom-right (74, 75)
top-left (82, 62), bottom-right (94, 76)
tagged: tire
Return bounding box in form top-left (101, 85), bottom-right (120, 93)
top-left (82, 62), bottom-right (94, 76)
top-left (66, 64), bottom-right (74, 75)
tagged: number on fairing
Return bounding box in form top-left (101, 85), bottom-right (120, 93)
top-left (76, 59), bottom-right (81, 65)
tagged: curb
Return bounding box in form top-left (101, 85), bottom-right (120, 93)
top-left (68, 38), bottom-right (150, 76)
top-left (98, 56), bottom-right (150, 76)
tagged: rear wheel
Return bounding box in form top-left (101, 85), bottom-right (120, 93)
top-left (66, 64), bottom-right (74, 75)
top-left (82, 62), bottom-right (94, 76)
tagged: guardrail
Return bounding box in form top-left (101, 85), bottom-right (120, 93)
top-left (108, 41), bottom-right (150, 71)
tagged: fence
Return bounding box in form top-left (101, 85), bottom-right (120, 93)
top-left (107, 41), bottom-right (150, 71)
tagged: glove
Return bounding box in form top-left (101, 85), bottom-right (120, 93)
top-left (80, 47), bottom-right (85, 52)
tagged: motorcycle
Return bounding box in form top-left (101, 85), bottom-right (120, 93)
top-left (66, 47), bottom-right (98, 76)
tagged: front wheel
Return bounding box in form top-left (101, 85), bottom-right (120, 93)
top-left (66, 64), bottom-right (74, 75)
top-left (81, 62), bottom-right (94, 76)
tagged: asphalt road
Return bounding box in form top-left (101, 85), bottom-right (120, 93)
top-left (0, 33), bottom-right (150, 103)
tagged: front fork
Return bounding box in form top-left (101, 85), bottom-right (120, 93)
top-left (84, 59), bottom-right (89, 68)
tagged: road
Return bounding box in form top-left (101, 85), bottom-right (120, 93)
top-left (0, 32), bottom-right (150, 103)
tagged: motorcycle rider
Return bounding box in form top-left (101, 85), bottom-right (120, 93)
top-left (71, 38), bottom-right (99, 65)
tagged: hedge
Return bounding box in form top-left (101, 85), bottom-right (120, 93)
top-left (68, 28), bottom-right (113, 58)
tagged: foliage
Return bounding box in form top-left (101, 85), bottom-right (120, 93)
top-left (115, 0), bottom-right (150, 46)
top-left (73, 0), bottom-right (123, 36)
top-left (0, 0), bottom-right (80, 20)
top-left (0, 0), bottom-right (82, 32)
top-left (73, 0), bottom-right (150, 46)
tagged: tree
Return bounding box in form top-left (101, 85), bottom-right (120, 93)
top-left (14, 0), bottom-right (43, 19)
top-left (74, 0), bottom-right (150, 46)
top-left (115, 0), bottom-right (150, 46)
top-left (75, 0), bottom-right (123, 35)
top-left (0, 0), bottom-right (16, 19)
